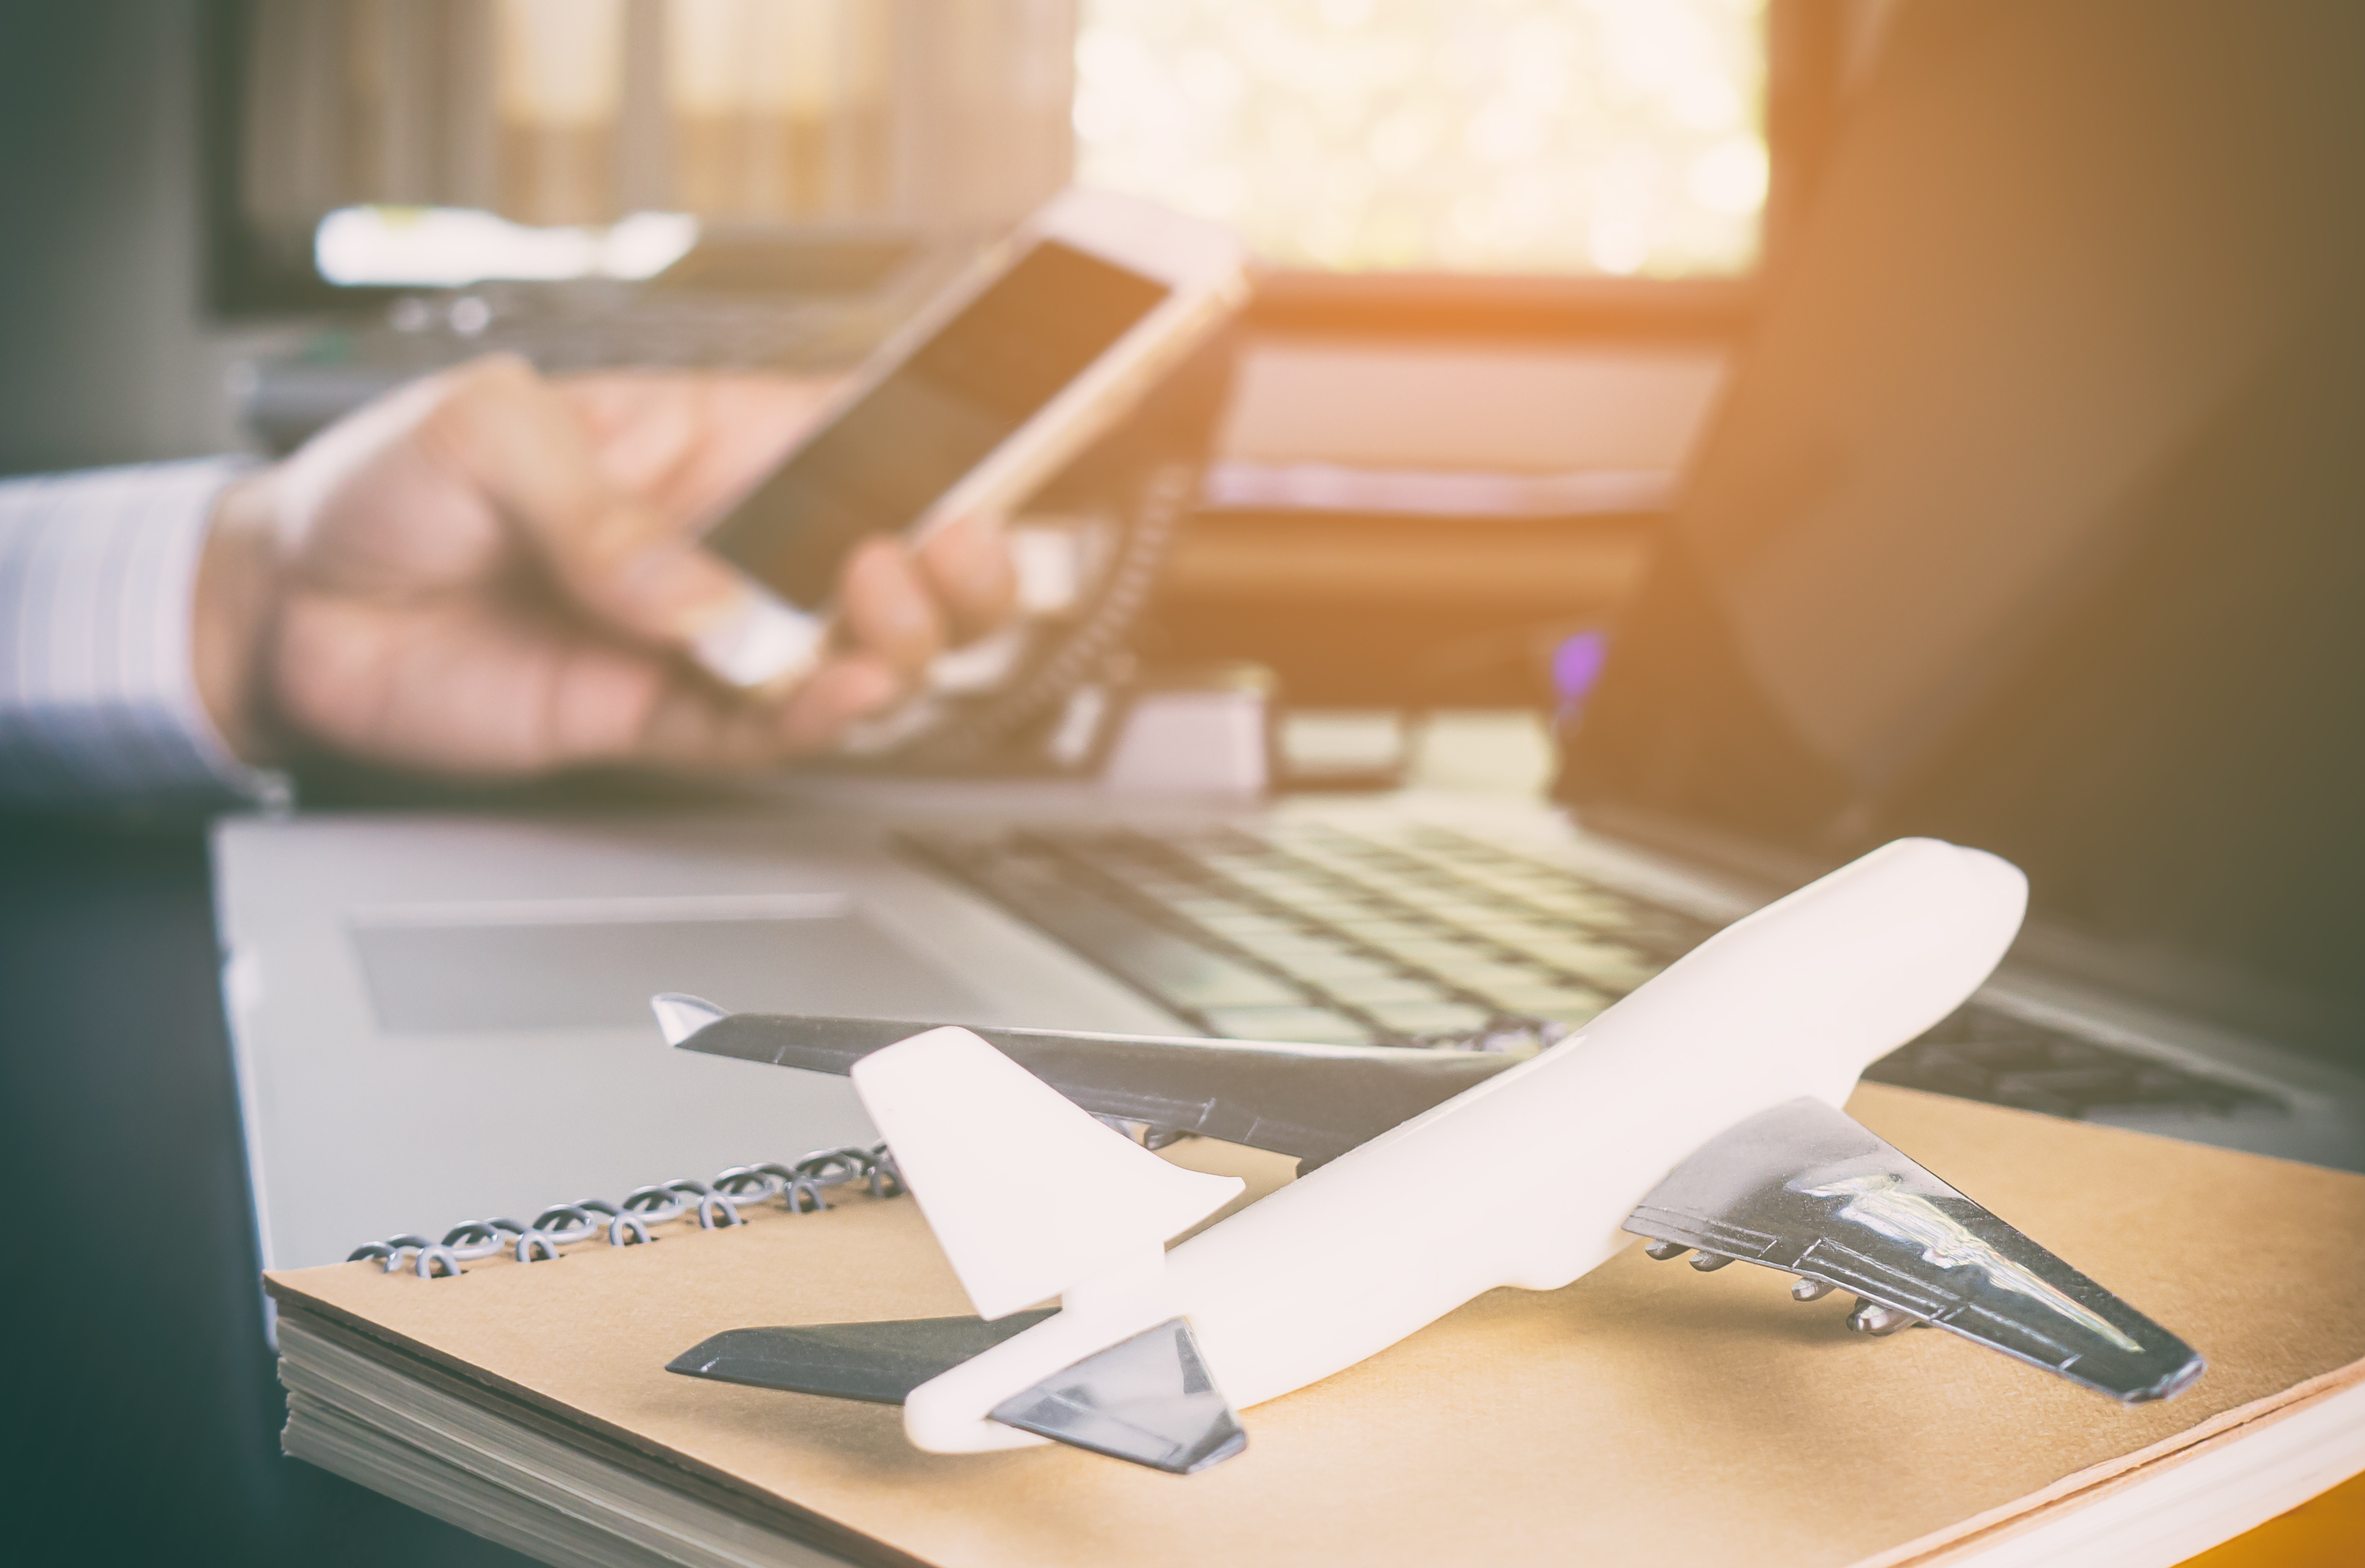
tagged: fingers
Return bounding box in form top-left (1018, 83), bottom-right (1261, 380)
top-left (544, 364), bottom-right (1018, 672)
top-left (562, 374), bottom-right (704, 511)
top-left (827, 515), bottom-right (1017, 684)
top-left (566, 367), bottom-right (1020, 657)
top-left (272, 591), bottom-right (654, 775)
top-left (624, 650), bottom-right (904, 767)
top-left (273, 590), bottom-right (906, 778)
top-left (917, 512), bottom-right (1020, 642)
top-left (775, 657), bottom-right (906, 752)
top-left (560, 371), bottom-right (842, 528)
top-left (836, 535), bottom-right (947, 674)
top-left (414, 355), bottom-right (755, 652)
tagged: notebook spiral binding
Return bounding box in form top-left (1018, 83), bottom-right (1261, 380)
top-left (347, 1145), bottom-right (906, 1280)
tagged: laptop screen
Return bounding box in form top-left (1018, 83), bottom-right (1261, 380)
top-left (1560, 0), bottom-right (2365, 1052)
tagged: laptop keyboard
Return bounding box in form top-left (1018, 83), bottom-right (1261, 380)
top-left (1862, 1005), bottom-right (2280, 1118)
top-left (906, 821), bottom-right (2281, 1122)
top-left (906, 822), bottom-right (1705, 1050)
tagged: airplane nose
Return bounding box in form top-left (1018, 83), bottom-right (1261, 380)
top-left (1948, 842), bottom-right (2030, 930)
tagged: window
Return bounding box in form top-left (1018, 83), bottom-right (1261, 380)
top-left (1074, 0), bottom-right (1767, 277)
top-left (213, 0), bottom-right (1787, 306)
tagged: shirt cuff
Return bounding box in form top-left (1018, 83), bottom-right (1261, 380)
top-left (0, 458), bottom-right (291, 808)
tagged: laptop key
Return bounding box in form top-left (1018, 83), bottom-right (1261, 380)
top-left (1511, 940), bottom-right (1659, 993)
top-left (1431, 960), bottom-right (1547, 990)
top-left (1364, 1001), bottom-right (1492, 1036)
top-left (921, 842), bottom-right (1306, 1014)
top-left (1510, 891), bottom-right (1637, 926)
top-left (1168, 896), bottom-right (1257, 923)
top-left (1413, 900), bottom-right (1513, 927)
top-left (1464, 981), bottom-right (1609, 1014)
top-left (1147, 959), bottom-right (1308, 1011)
top-left (1263, 949), bottom-right (1399, 984)
top-left (910, 824), bottom-right (1724, 1055)
top-left (1315, 975), bottom-right (1452, 1006)
top-left (1195, 913), bottom-right (1305, 944)
top-left (1326, 915), bottom-right (1432, 943)
top-left (1198, 1006), bottom-right (1374, 1047)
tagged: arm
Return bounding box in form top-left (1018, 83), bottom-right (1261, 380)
top-left (0, 458), bottom-right (284, 805)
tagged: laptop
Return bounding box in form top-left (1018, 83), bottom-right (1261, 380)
top-left (213, 0), bottom-right (2365, 1277)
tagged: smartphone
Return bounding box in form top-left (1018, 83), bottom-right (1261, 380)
top-left (691, 189), bottom-right (1250, 689)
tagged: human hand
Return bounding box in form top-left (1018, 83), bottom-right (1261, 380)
top-left (194, 355), bottom-right (1015, 778)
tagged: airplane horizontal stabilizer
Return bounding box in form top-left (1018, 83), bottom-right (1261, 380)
top-left (1624, 1097), bottom-right (2205, 1403)
top-left (655, 1000), bottom-right (1519, 1171)
top-left (989, 1317), bottom-right (1247, 1475)
top-left (667, 1311), bottom-right (1057, 1404)
top-left (670, 1309), bottom-right (1252, 1475)
top-left (852, 1027), bottom-right (1245, 1321)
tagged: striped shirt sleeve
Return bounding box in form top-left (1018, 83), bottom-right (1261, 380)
top-left (0, 459), bottom-right (288, 807)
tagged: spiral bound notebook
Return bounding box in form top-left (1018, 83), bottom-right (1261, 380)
top-left (338, 1145), bottom-right (909, 1279)
top-left (265, 1087), bottom-right (2365, 1568)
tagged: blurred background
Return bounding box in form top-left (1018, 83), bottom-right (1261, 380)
top-left (12, 10), bottom-right (2365, 1567)
top-left (0, 0), bottom-right (1882, 739)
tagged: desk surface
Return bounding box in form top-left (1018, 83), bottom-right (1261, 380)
top-left (0, 807), bottom-right (2345, 1566)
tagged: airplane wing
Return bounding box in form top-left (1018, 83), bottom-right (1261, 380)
top-left (1623, 1097), bottom-right (2205, 1403)
top-left (653, 995), bottom-right (1521, 1171)
top-left (670, 1311), bottom-right (1056, 1404)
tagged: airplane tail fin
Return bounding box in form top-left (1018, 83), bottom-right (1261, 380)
top-left (851, 1027), bottom-right (1244, 1321)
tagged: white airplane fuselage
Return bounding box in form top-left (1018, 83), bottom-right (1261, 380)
top-left (902, 839), bottom-right (2030, 1454)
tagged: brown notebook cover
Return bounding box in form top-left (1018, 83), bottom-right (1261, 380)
top-left (267, 1084), bottom-right (2365, 1567)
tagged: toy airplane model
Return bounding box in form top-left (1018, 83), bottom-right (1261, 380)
top-left (653, 839), bottom-right (2203, 1476)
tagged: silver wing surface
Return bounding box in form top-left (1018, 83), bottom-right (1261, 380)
top-left (669, 1312), bottom-right (1247, 1475)
top-left (1624, 1097), bottom-right (2205, 1403)
top-left (989, 1317), bottom-right (1247, 1475)
top-left (668, 1310), bottom-right (1057, 1404)
top-left (657, 998), bottom-right (1520, 1171)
